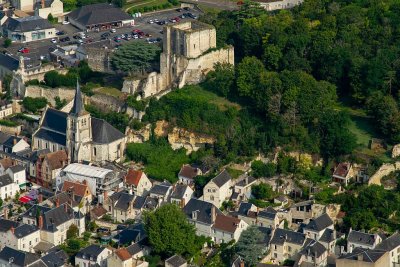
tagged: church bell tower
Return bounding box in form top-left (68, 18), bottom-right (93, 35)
top-left (66, 80), bottom-right (93, 163)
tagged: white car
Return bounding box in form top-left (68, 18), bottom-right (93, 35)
top-left (110, 28), bottom-right (116, 33)
top-left (78, 39), bottom-right (84, 44)
top-left (148, 20), bottom-right (154, 24)
top-left (62, 21), bottom-right (70, 25)
top-left (50, 38), bottom-right (57, 43)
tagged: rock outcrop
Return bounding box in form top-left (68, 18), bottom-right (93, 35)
top-left (167, 127), bottom-right (215, 154)
top-left (392, 144), bottom-right (400, 158)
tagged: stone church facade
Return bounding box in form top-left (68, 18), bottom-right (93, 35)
top-left (32, 81), bottom-right (126, 163)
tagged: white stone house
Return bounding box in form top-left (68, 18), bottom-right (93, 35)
top-left (0, 173), bottom-right (19, 200)
top-left (104, 191), bottom-right (135, 223)
top-left (75, 245), bottom-right (112, 267)
top-left (332, 162), bottom-right (355, 186)
top-left (256, 0), bottom-right (304, 11)
top-left (125, 169), bottom-right (152, 197)
top-left (0, 219), bottom-right (41, 253)
top-left (203, 170), bottom-right (232, 208)
top-left (375, 232), bottom-right (400, 267)
top-left (302, 213), bottom-right (334, 241)
top-left (169, 184), bottom-right (193, 208)
top-left (347, 229), bottom-right (383, 253)
top-left (36, 0), bottom-right (64, 21)
top-left (6, 165), bottom-right (26, 189)
top-left (212, 214), bottom-right (248, 244)
top-left (269, 228), bottom-right (306, 264)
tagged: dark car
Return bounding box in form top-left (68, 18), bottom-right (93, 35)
top-left (187, 13), bottom-right (197, 19)
top-left (101, 32), bottom-right (110, 38)
top-left (176, 8), bottom-right (182, 12)
top-left (183, 7), bottom-right (190, 10)
top-left (56, 31), bottom-right (65, 36)
top-left (97, 227), bottom-right (110, 234)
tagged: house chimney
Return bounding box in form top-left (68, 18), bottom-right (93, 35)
top-left (38, 194), bottom-right (43, 203)
top-left (56, 197), bottom-right (60, 207)
top-left (10, 226), bottom-right (15, 234)
top-left (4, 208), bottom-right (8, 219)
top-left (104, 191), bottom-right (108, 200)
top-left (180, 198), bottom-right (185, 208)
top-left (82, 180), bottom-right (87, 185)
top-left (211, 205), bottom-right (216, 223)
top-left (64, 203), bottom-right (68, 213)
top-left (38, 215), bottom-right (43, 229)
top-left (357, 253), bottom-right (363, 261)
top-left (13, 138), bottom-right (17, 145)
top-left (41, 0), bottom-right (45, 9)
top-left (239, 260), bottom-right (244, 267)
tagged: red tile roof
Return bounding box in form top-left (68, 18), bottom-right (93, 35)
top-left (0, 158), bottom-right (13, 169)
top-left (178, 164), bottom-right (199, 179)
top-left (45, 150), bottom-right (68, 170)
top-left (213, 214), bottom-right (241, 233)
top-left (62, 180), bottom-right (90, 197)
top-left (91, 205), bottom-right (107, 218)
top-left (116, 248), bottom-right (131, 261)
top-left (125, 169), bottom-right (143, 186)
top-left (333, 162), bottom-right (351, 178)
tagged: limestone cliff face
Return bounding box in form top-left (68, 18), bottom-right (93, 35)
top-left (167, 127), bottom-right (215, 154)
top-left (129, 120), bottom-right (215, 154)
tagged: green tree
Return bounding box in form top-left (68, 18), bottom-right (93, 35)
top-left (63, 0), bottom-right (77, 11)
top-left (235, 226), bottom-right (265, 266)
top-left (144, 204), bottom-right (199, 257)
top-left (251, 160), bottom-right (276, 178)
top-left (111, 42), bottom-right (161, 74)
top-left (54, 96), bottom-right (67, 110)
top-left (3, 38), bottom-right (11, 48)
top-left (204, 63), bottom-right (235, 97)
top-left (2, 74), bottom-right (12, 100)
top-left (251, 183), bottom-right (273, 200)
top-left (22, 97), bottom-right (48, 113)
top-left (47, 13), bottom-right (57, 24)
top-left (66, 224), bottom-right (79, 239)
top-left (0, 198), bottom-right (3, 208)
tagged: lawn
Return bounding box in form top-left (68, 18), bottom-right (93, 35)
top-left (94, 87), bottom-right (124, 98)
top-left (124, 0), bottom-right (169, 12)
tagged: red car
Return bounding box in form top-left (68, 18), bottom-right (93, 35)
top-left (18, 47), bottom-right (29, 53)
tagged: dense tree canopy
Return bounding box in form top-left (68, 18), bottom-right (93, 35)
top-left (112, 42), bottom-right (161, 74)
top-left (144, 204), bottom-right (201, 257)
top-left (235, 226), bottom-right (265, 266)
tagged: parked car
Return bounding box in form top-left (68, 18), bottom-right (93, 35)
top-left (176, 8), bottom-right (182, 12)
top-left (18, 47), bottom-right (29, 53)
top-left (56, 31), bottom-right (65, 35)
top-left (183, 7), bottom-right (190, 10)
top-left (50, 38), bottom-right (57, 43)
top-left (110, 28), bottom-right (116, 33)
top-left (148, 19), bottom-right (154, 24)
top-left (101, 32), bottom-right (110, 38)
top-left (187, 13), bottom-right (197, 19)
top-left (62, 20), bottom-right (70, 25)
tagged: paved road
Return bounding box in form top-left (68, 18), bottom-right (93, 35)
top-left (2, 8), bottom-right (201, 67)
top-left (184, 0), bottom-right (238, 10)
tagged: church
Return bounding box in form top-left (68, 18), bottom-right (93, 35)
top-left (32, 81), bottom-right (126, 163)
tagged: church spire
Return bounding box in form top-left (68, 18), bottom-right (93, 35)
top-left (70, 79), bottom-right (85, 116)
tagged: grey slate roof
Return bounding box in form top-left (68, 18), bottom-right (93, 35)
top-left (298, 239), bottom-right (327, 258)
top-left (126, 243), bottom-right (143, 256)
top-left (0, 219), bottom-right (19, 232)
top-left (41, 108), bottom-right (68, 133)
top-left (303, 213), bottom-right (333, 232)
top-left (41, 247), bottom-right (68, 267)
top-left (14, 224), bottom-right (39, 238)
top-left (0, 174), bottom-right (13, 187)
top-left (319, 228), bottom-right (336, 244)
top-left (348, 230), bottom-right (376, 246)
top-left (170, 184), bottom-right (189, 199)
top-left (76, 245), bottom-right (107, 260)
top-left (132, 195), bottom-right (146, 209)
top-left (236, 176), bottom-right (256, 187)
top-left (212, 170), bottom-right (232, 187)
top-left (375, 232), bottom-right (400, 251)
top-left (183, 198), bottom-right (222, 225)
top-left (110, 191), bottom-right (135, 211)
top-left (270, 228), bottom-right (306, 246)
top-left (238, 202), bottom-right (254, 216)
top-left (8, 165), bottom-right (26, 173)
top-left (258, 207), bottom-right (277, 220)
top-left (0, 54), bottom-right (19, 71)
top-left (70, 81), bottom-right (85, 116)
top-left (114, 224), bottom-right (145, 245)
top-left (0, 246), bottom-right (40, 267)
top-left (149, 181), bottom-right (171, 196)
top-left (67, 3), bottom-right (132, 26)
top-left (5, 16), bottom-right (53, 32)
top-left (91, 118), bottom-right (125, 144)
top-left (338, 247), bottom-right (387, 263)
top-left (165, 255), bottom-right (187, 267)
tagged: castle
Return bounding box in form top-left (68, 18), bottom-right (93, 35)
top-left (32, 81), bottom-right (126, 163)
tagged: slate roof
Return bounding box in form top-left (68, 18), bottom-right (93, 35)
top-left (0, 219), bottom-right (19, 232)
top-left (125, 243), bottom-right (143, 256)
top-left (298, 239), bottom-right (327, 258)
top-left (348, 230), bottom-right (377, 246)
top-left (375, 232), bottom-right (400, 251)
top-left (338, 247), bottom-right (387, 263)
top-left (132, 195), bottom-right (146, 209)
top-left (76, 245), bottom-right (107, 260)
top-left (149, 181), bottom-right (171, 196)
top-left (110, 191), bottom-right (135, 211)
top-left (41, 247), bottom-right (68, 267)
top-left (303, 213), bottom-right (333, 232)
top-left (212, 170), bottom-right (232, 187)
top-left (258, 207), bottom-right (277, 220)
top-left (0, 173), bottom-right (13, 187)
top-left (170, 184), bottom-right (189, 199)
top-left (0, 131), bottom-right (11, 144)
top-left (8, 165), bottom-right (25, 173)
top-left (0, 54), bottom-right (18, 72)
top-left (91, 117), bottom-right (125, 144)
top-left (67, 3), bottom-right (132, 26)
top-left (183, 198), bottom-right (222, 225)
top-left (165, 255), bottom-right (187, 267)
top-left (36, 108), bottom-right (68, 146)
top-left (236, 176), bottom-right (256, 187)
top-left (270, 228), bottom-right (306, 246)
top-left (114, 224), bottom-right (146, 245)
top-left (4, 16), bottom-right (53, 32)
top-left (23, 204), bottom-right (74, 232)
top-left (319, 228), bottom-right (336, 244)
top-left (0, 246), bottom-right (40, 267)
top-left (14, 224), bottom-right (39, 238)
top-left (70, 81), bottom-right (86, 116)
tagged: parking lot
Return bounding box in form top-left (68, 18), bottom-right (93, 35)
top-left (2, 7), bottom-right (202, 67)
